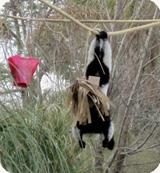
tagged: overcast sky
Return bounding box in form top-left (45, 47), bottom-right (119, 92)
top-left (0, 0), bottom-right (9, 10)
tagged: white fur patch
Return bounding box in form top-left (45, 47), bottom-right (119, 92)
top-left (103, 40), bottom-right (112, 73)
top-left (100, 84), bottom-right (109, 96)
top-left (87, 38), bottom-right (112, 72)
top-left (87, 36), bottom-right (112, 97)
top-left (87, 38), bottom-right (96, 65)
top-left (71, 126), bottom-right (80, 141)
top-left (108, 121), bottom-right (114, 141)
top-left (99, 39), bottom-right (103, 50)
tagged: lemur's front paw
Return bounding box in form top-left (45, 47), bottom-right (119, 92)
top-left (79, 140), bottom-right (86, 148)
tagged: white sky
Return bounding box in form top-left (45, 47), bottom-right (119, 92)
top-left (0, 0), bottom-right (59, 92)
top-left (150, 0), bottom-right (160, 9)
top-left (0, 0), bottom-right (9, 10)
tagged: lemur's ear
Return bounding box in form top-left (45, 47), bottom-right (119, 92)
top-left (99, 31), bottom-right (108, 39)
top-left (95, 28), bottom-right (101, 38)
top-left (95, 29), bottom-right (108, 37)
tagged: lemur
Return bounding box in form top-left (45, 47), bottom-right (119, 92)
top-left (72, 31), bottom-right (115, 150)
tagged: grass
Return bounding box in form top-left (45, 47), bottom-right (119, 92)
top-left (0, 104), bottom-right (75, 173)
top-left (124, 150), bottom-right (160, 173)
top-left (0, 94), bottom-right (159, 173)
top-left (0, 88), bottom-right (97, 173)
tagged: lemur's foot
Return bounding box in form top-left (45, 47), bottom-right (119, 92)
top-left (102, 139), bottom-right (108, 148)
top-left (79, 140), bottom-right (86, 148)
top-left (102, 138), bottom-right (115, 150)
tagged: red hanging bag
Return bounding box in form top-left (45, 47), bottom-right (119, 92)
top-left (8, 55), bottom-right (39, 88)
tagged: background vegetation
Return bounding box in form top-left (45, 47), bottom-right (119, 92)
top-left (0, 0), bottom-right (160, 173)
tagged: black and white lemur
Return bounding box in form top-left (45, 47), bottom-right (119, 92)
top-left (72, 31), bottom-right (115, 150)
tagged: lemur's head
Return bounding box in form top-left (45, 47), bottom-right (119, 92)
top-left (96, 31), bottom-right (108, 40)
top-left (94, 31), bottom-right (108, 59)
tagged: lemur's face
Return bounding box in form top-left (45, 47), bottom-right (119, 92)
top-left (94, 41), bottom-right (104, 60)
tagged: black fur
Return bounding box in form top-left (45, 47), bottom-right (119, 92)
top-left (85, 31), bottom-right (110, 87)
top-left (85, 59), bottom-right (110, 86)
top-left (77, 113), bottom-right (114, 149)
top-left (74, 31), bottom-right (114, 150)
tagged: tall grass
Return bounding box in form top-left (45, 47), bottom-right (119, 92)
top-left (0, 104), bottom-right (75, 173)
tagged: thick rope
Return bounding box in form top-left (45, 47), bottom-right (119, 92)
top-left (39, 0), bottom-right (98, 35)
top-left (2, 15), bottom-right (160, 24)
top-left (39, 0), bottom-right (160, 36)
top-left (109, 21), bottom-right (160, 36)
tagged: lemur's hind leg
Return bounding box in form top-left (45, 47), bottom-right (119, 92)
top-left (72, 126), bottom-right (86, 148)
top-left (79, 131), bottom-right (86, 148)
top-left (102, 134), bottom-right (115, 150)
top-left (102, 121), bottom-right (115, 150)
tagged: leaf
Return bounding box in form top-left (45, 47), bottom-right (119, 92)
top-left (67, 79), bottom-right (111, 124)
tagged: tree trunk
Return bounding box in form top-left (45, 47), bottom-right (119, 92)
top-left (111, 10), bottom-right (157, 172)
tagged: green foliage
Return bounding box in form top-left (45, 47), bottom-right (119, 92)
top-left (104, 0), bottom-right (115, 17)
top-left (107, 0), bottom-right (116, 9)
top-left (68, 0), bottom-right (101, 7)
top-left (0, 106), bottom-right (73, 173)
top-left (70, 0), bottom-right (88, 5)
top-left (125, 1), bottom-right (135, 18)
top-left (125, 151), bottom-right (159, 173)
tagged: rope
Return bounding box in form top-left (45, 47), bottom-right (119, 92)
top-left (39, 0), bottom-right (160, 36)
top-left (109, 21), bottom-right (160, 36)
top-left (1, 0), bottom-right (160, 36)
top-left (2, 15), bottom-right (160, 24)
top-left (39, 0), bottom-right (98, 35)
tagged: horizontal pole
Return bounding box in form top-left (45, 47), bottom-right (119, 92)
top-left (38, 0), bottom-right (160, 36)
top-left (108, 21), bottom-right (160, 36)
top-left (2, 15), bottom-right (160, 23)
top-left (2, 0), bottom-right (160, 36)
top-left (39, 0), bottom-right (98, 35)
